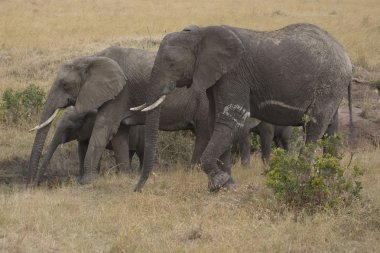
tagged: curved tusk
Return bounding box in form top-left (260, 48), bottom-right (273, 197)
top-left (29, 109), bottom-right (59, 132)
top-left (130, 103), bottom-right (147, 111)
top-left (141, 95), bottom-right (166, 112)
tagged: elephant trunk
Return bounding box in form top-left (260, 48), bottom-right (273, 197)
top-left (133, 70), bottom-right (176, 191)
top-left (134, 107), bottom-right (161, 192)
top-left (27, 89), bottom-right (63, 185)
top-left (36, 131), bottom-right (66, 185)
top-left (28, 107), bottom-right (57, 184)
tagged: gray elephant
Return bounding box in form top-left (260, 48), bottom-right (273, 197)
top-left (36, 107), bottom-right (144, 183)
top-left (28, 46), bottom-right (209, 188)
top-left (132, 23), bottom-right (353, 191)
top-left (238, 121), bottom-right (292, 165)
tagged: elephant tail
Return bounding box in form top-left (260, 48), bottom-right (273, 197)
top-left (348, 79), bottom-right (356, 146)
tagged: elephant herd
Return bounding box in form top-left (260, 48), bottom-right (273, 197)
top-left (28, 23), bottom-right (353, 192)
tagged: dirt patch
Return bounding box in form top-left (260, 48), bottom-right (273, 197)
top-left (0, 156), bottom-right (28, 185)
top-left (0, 149), bottom-right (121, 186)
top-left (339, 79), bottom-right (380, 148)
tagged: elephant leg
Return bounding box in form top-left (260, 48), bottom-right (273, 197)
top-left (304, 116), bottom-right (331, 144)
top-left (137, 150), bottom-right (144, 172)
top-left (111, 124), bottom-right (131, 174)
top-left (261, 132), bottom-right (274, 163)
top-left (238, 131), bottom-right (251, 167)
top-left (78, 141), bottom-right (88, 178)
top-left (202, 81), bottom-right (250, 191)
top-left (219, 147), bottom-right (235, 188)
top-left (322, 110), bottom-right (339, 155)
top-left (81, 115), bottom-right (121, 184)
top-left (258, 123), bottom-right (274, 163)
top-left (200, 124), bottom-right (235, 192)
top-left (129, 150), bottom-right (135, 172)
top-left (280, 135), bottom-right (290, 152)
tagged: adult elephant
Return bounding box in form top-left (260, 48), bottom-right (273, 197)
top-left (238, 121), bottom-right (292, 165)
top-left (28, 46), bottom-right (209, 188)
top-left (133, 23), bottom-right (353, 191)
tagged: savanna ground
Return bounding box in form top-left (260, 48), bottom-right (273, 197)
top-left (0, 0), bottom-right (380, 252)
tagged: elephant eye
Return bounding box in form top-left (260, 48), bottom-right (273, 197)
top-left (61, 80), bottom-right (70, 89)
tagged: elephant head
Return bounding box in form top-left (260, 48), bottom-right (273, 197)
top-left (28, 56), bottom-right (126, 184)
top-left (139, 25), bottom-right (243, 106)
top-left (131, 25), bottom-right (244, 191)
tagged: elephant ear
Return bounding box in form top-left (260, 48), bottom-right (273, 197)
top-left (192, 26), bottom-right (244, 91)
top-left (75, 57), bottom-right (126, 114)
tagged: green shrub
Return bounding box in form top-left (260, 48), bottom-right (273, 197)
top-left (1, 84), bottom-right (45, 125)
top-left (249, 131), bottom-right (261, 152)
top-left (264, 136), bottom-right (363, 213)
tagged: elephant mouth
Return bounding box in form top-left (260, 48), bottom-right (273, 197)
top-left (130, 81), bottom-right (177, 112)
top-left (177, 78), bottom-right (193, 88)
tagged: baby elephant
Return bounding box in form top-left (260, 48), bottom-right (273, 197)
top-left (37, 107), bottom-right (144, 184)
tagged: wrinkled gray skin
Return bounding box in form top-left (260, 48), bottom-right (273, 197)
top-left (36, 107), bottom-right (145, 184)
top-left (28, 46), bottom-right (209, 190)
top-left (140, 23), bottom-right (352, 191)
top-left (239, 121), bottom-right (292, 165)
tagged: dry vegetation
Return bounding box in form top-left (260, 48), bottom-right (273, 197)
top-left (0, 0), bottom-right (380, 252)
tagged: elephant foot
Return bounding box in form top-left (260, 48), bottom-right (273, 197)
top-left (78, 173), bottom-right (98, 185)
top-left (207, 169), bottom-right (231, 192)
top-left (223, 177), bottom-right (236, 190)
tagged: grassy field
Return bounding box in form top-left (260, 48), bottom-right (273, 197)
top-left (0, 0), bottom-right (380, 252)
top-left (0, 152), bottom-right (379, 252)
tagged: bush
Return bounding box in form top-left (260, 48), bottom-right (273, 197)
top-left (1, 84), bottom-right (45, 125)
top-left (264, 136), bottom-right (363, 213)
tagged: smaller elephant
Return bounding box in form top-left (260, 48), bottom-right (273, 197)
top-left (37, 107), bottom-right (144, 183)
top-left (238, 121), bottom-right (292, 165)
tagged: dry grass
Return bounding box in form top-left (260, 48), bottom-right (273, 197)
top-left (1, 0), bottom-right (380, 252)
top-left (0, 151), bottom-right (379, 252)
top-left (1, 0), bottom-right (380, 93)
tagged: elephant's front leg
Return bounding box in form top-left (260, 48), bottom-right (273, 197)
top-left (81, 114), bottom-right (121, 184)
top-left (201, 84), bottom-right (250, 191)
top-left (238, 131), bottom-right (251, 167)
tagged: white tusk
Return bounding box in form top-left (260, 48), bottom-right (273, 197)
top-left (141, 95), bottom-right (166, 112)
top-left (130, 103), bottom-right (147, 111)
top-left (29, 109), bottom-right (59, 132)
